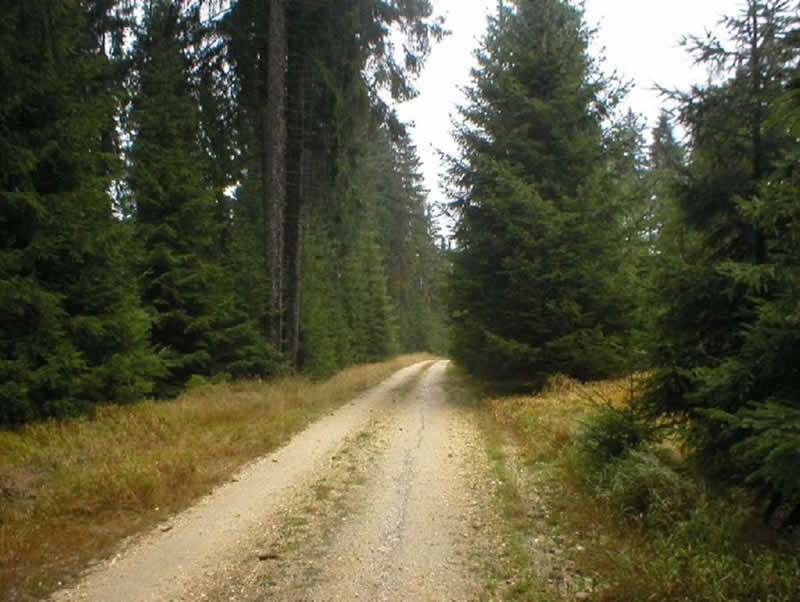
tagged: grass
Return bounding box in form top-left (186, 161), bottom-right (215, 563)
top-left (0, 353), bottom-right (434, 601)
top-left (443, 364), bottom-right (556, 600)
top-left (484, 436), bottom-right (554, 601)
top-left (457, 368), bottom-right (800, 601)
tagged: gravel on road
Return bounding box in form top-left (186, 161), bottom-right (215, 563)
top-left (51, 360), bottom-right (503, 602)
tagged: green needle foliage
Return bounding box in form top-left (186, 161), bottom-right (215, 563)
top-left (448, 0), bottom-right (636, 386)
top-left (646, 0), bottom-right (800, 525)
top-left (128, 0), bottom-right (280, 394)
top-left (300, 120), bottom-right (447, 378)
top-left (0, 0), bottom-right (163, 425)
top-left (1, 0), bottom-right (446, 425)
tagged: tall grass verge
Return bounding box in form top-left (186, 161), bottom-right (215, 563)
top-left (0, 353), bottom-right (433, 601)
top-left (474, 372), bottom-right (800, 601)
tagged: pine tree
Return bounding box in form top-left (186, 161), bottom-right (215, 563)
top-left (448, 0), bottom-right (633, 384)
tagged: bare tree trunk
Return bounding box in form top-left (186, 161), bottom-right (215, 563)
top-left (285, 33), bottom-right (307, 370)
top-left (749, 0), bottom-right (767, 263)
top-left (749, 0), bottom-right (766, 264)
top-left (750, 1), bottom-right (763, 183)
top-left (264, 0), bottom-right (287, 350)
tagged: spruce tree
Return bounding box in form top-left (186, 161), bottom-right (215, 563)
top-left (0, 0), bottom-right (163, 424)
top-left (297, 114), bottom-right (447, 375)
top-left (647, 0), bottom-right (800, 524)
top-left (369, 128), bottom-right (448, 354)
top-left (448, 0), bottom-right (633, 384)
top-left (300, 218), bottom-right (353, 377)
top-left (128, 1), bottom-right (278, 395)
top-left (217, 0), bottom-right (442, 368)
top-left (645, 111), bottom-right (686, 245)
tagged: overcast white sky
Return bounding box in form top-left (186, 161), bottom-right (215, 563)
top-left (394, 0), bottom-right (744, 211)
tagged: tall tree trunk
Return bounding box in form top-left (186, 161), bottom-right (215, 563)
top-left (749, 0), bottom-right (766, 263)
top-left (285, 35), bottom-right (307, 369)
top-left (264, 0), bottom-right (287, 349)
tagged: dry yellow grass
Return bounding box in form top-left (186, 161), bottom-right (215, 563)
top-left (442, 366), bottom-right (641, 599)
top-left (486, 373), bottom-right (636, 462)
top-left (462, 373), bottom-right (662, 600)
top-left (0, 353), bottom-right (433, 601)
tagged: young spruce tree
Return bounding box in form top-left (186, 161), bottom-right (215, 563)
top-left (0, 1), bottom-right (163, 425)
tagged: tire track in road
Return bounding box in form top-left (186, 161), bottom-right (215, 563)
top-left (304, 360), bottom-right (489, 601)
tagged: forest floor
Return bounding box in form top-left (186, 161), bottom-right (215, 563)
top-left (50, 359), bottom-right (550, 601)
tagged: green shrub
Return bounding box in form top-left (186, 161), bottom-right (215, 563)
top-left (572, 403), bottom-right (654, 479)
top-left (185, 374), bottom-right (211, 389)
top-left (571, 404), bottom-right (698, 529)
top-left (605, 449), bottom-right (697, 529)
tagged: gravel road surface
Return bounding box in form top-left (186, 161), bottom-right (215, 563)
top-left (51, 360), bottom-right (498, 601)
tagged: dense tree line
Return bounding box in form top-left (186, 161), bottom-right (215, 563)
top-left (0, 0), bottom-right (448, 425)
top-left (5, 0), bottom-right (797, 527)
top-left (448, 0), bottom-right (799, 526)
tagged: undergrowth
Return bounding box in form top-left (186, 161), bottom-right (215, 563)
top-left (473, 371), bottom-right (800, 601)
top-left (0, 353), bottom-right (433, 601)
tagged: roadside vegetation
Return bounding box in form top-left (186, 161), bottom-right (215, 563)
top-left (450, 366), bottom-right (800, 601)
top-left (447, 1), bottom-right (800, 598)
top-left (0, 354), bottom-right (432, 601)
top-left (4, 0), bottom-right (800, 599)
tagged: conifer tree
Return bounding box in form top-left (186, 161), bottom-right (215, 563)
top-left (368, 128), bottom-right (448, 354)
top-left (0, 0), bottom-right (163, 424)
top-left (297, 115), bottom-right (446, 375)
top-left (217, 0), bottom-right (442, 368)
top-left (128, 0), bottom-right (278, 394)
top-left (448, 0), bottom-right (633, 384)
top-left (1, 0), bottom-right (448, 423)
top-left (645, 111), bottom-right (686, 245)
top-left (300, 218), bottom-right (353, 377)
top-left (647, 0), bottom-right (800, 524)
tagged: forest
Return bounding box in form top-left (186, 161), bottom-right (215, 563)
top-left (1, 0), bottom-right (448, 425)
top-left (2, 0), bottom-right (799, 539)
top-left (448, 0), bottom-right (800, 534)
top-left (2, 0), bottom-right (800, 597)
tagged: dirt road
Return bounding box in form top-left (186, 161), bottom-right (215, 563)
top-left (52, 360), bottom-right (500, 601)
